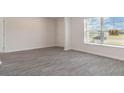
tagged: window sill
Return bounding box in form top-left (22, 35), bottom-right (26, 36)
top-left (84, 42), bottom-right (124, 49)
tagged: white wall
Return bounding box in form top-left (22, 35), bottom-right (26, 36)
top-left (4, 17), bottom-right (56, 52)
top-left (1, 17), bottom-right (124, 60)
top-left (55, 18), bottom-right (65, 47)
top-left (0, 17), bottom-right (4, 52)
top-left (2, 17), bottom-right (124, 60)
top-left (64, 17), bottom-right (71, 50)
top-left (70, 17), bottom-right (124, 61)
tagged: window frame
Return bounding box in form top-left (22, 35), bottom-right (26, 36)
top-left (84, 17), bottom-right (124, 47)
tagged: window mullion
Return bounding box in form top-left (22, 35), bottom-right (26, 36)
top-left (100, 17), bottom-right (104, 44)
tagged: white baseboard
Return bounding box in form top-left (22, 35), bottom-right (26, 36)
top-left (71, 48), bottom-right (124, 61)
top-left (4, 42), bottom-right (56, 53)
top-left (55, 42), bottom-right (64, 47)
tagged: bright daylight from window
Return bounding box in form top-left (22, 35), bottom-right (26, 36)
top-left (84, 17), bottom-right (124, 46)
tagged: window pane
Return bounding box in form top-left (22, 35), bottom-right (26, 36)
top-left (86, 17), bottom-right (101, 43)
top-left (113, 17), bottom-right (124, 22)
top-left (103, 17), bottom-right (113, 31)
top-left (103, 17), bottom-right (124, 46)
top-left (114, 22), bottom-right (124, 30)
top-left (88, 31), bottom-right (101, 43)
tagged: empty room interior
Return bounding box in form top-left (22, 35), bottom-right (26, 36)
top-left (0, 17), bottom-right (124, 76)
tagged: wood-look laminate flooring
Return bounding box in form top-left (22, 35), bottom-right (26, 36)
top-left (0, 47), bottom-right (124, 76)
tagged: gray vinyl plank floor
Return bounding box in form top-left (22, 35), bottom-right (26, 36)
top-left (0, 47), bottom-right (124, 76)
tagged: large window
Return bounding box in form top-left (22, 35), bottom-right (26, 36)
top-left (84, 17), bottom-right (124, 46)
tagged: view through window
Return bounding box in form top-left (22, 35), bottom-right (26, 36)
top-left (84, 17), bottom-right (124, 46)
